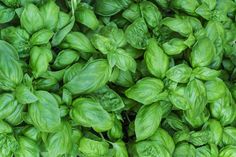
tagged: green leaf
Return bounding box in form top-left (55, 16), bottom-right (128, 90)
top-left (222, 127), bottom-right (236, 146)
top-left (70, 98), bottom-right (113, 132)
top-left (0, 120), bottom-right (12, 133)
top-left (45, 122), bottom-right (72, 156)
top-left (185, 109), bottom-right (210, 128)
top-left (202, 119), bottom-right (223, 145)
top-left (0, 26), bottom-right (30, 57)
top-left (202, 0), bottom-right (216, 10)
top-left (173, 143), bottom-right (196, 157)
top-left (189, 131), bottom-right (209, 146)
top-left (112, 140), bottom-right (128, 157)
top-left (93, 85), bottom-right (125, 112)
top-left (0, 3), bottom-right (15, 24)
top-left (122, 3), bottom-right (141, 22)
top-left (22, 127), bottom-right (40, 141)
top-left (29, 91), bottom-right (61, 132)
top-left (63, 62), bottom-right (84, 83)
top-left (163, 113), bottom-right (189, 131)
top-left (162, 38), bottom-right (187, 55)
top-left (110, 68), bottom-right (135, 87)
top-left (190, 37), bottom-right (216, 67)
top-left (15, 85), bottom-right (38, 104)
top-left (29, 46), bottom-right (52, 78)
top-left (108, 49), bottom-right (137, 72)
top-left (108, 117), bottom-right (123, 139)
top-left (140, 1), bottom-right (162, 28)
top-left (53, 49), bottom-right (79, 69)
top-left (135, 102), bottom-right (162, 141)
top-left (162, 17), bottom-right (193, 36)
top-left (135, 141), bottom-right (171, 157)
top-left (169, 86), bottom-right (190, 110)
top-left (20, 4), bottom-right (44, 34)
top-left (195, 144), bottom-right (218, 157)
top-left (219, 145), bottom-right (236, 157)
top-left (144, 38), bottom-right (169, 78)
top-left (64, 59), bottom-right (111, 95)
top-left (192, 67), bottom-right (221, 81)
top-left (0, 40), bottom-right (23, 91)
top-left (75, 3), bottom-right (99, 30)
top-left (30, 29), bottom-right (54, 46)
top-left (185, 79), bottom-right (207, 112)
top-left (205, 78), bottom-right (226, 102)
top-left (52, 15), bottom-right (75, 46)
top-left (61, 31), bottom-right (95, 53)
top-left (149, 128), bottom-right (175, 154)
top-left (125, 18), bottom-right (149, 49)
top-left (39, 0), bottom-right (60, 31)
top-left (1, 0), bottom-right (19, 7)
top-left (5, 103), bottom-right (24, 126)
top-left (0, 93), bottom-right (17, 120)
top-left (78, 137), bottom-right (109, 156)
top-left (125, 77), bottom-right (164, 105)
top-left (210, 89), bottom-right (236, 126)
top-left (95, 0), bottom-right (124, 16)
top-left (0, 132), bottom-right (18, 157)
top-left (14, 136), bottom-right (39, 157)
top-left (166, 64), bottom-right (192, 83)
top-left (91, 34), bottom-right (116, 54)
top-left (195, 3), bottom-right (212, 20)
top-left (205, 20), bottom-right (224, 42)
top-left (100, 24), bottom-right (127, 48)
top-left (171, 0), bottom-right (199, 15)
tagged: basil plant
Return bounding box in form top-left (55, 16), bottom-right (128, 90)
top-left (0, 0), bottom-right (236, 156)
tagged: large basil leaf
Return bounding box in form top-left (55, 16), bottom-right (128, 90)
top-left (92, 85), bottom-right (125, 112)
top-left (185, 79), bottom-right (207, 115)
top-left (0, 3), bottom-right (15, 23)
top-left (135, 141), bottom-right (171, 157)
top-left (61, 32), bottom-right (95, 53)
top-left (190, 37), bottom-right (216, 67)
top-left (144, 38), bottom-right (169, 78)
top-left (125, 77), bottom-right (164, 105)
top-left (30, 29), bottom-right (54, 46)
top-left (64, 59), bottom-right (112, 95)
top-left (44, 122), bottom-right (72, 156)
top-left (140, 1), bottom-right (162, 28)
top-left (78, 137), bottom-right (110, 156)
top-left (108, 49), bottom-right (137, 72)
top-left (222, 127), bottom-right (236, 146)
top-left (14, 136), bottom-right (40, 157)
top-left (125, 18), bottom-right (149, 49)
top-left (173, 143), bottom-right (196, 157)
top-left (40, 1), bottom-right (59, 31)
top-left (0, 26), bottom-right (30, 57)
top-left (20, 4), bottom-right (44, 34)
top-left (29, 46), bottom-right (52, 78)
top-left (162, 17), bottom-right (193, 36)
top-left (219, 145), bottom-right (236, 157)
top-left (166, 64), bottom-right (192, 83)
top-left (0, 40), bottom-right (23, 91)
top-left (135, 102), bottom-right (162, 141)
top-left (28, 91), bottom-right (61, 132)
top-left (112, 140), bottom-right (128, 157)
top-left (0, 93), bottom-right (17, 119)
top-left (75, 3), bottom-right (99, 30)
top-left (70, 98), bottom-right (113, 132)
top-left (149, 128), bottom-right (175, 154)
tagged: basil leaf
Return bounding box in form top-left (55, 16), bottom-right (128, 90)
top-left (135, 102), bottom-right (162, 141)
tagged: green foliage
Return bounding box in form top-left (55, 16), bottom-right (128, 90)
top-left (0, 0), bottom-right (236, 156)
